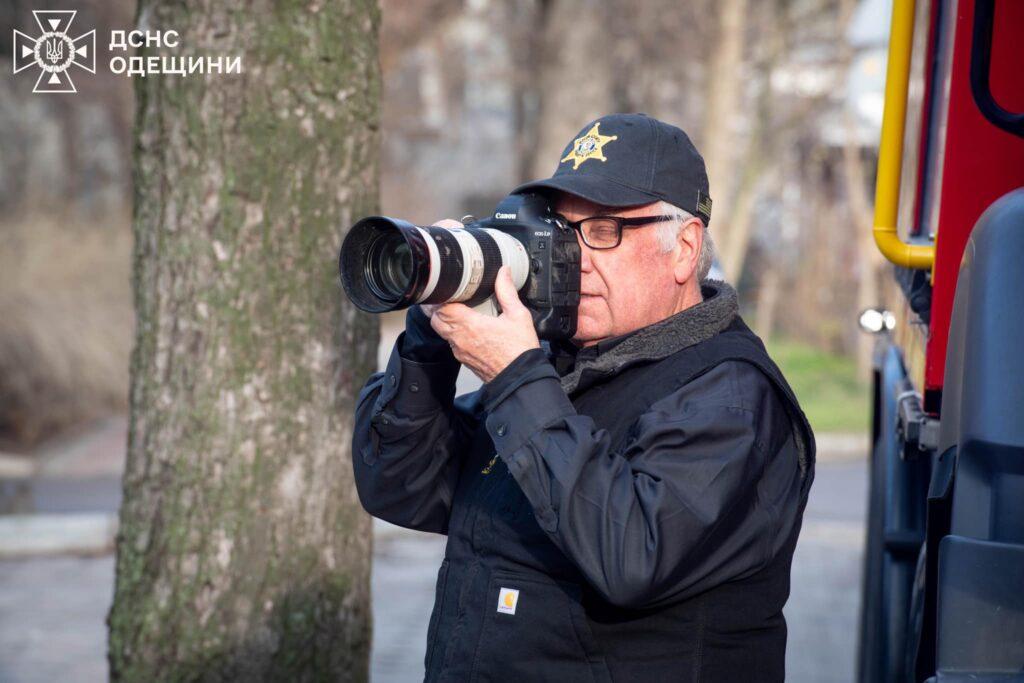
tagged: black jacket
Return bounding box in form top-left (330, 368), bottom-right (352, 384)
top-left (352, 281), bottom-right (815, 682)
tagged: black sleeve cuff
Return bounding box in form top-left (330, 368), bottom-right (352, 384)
top-left (480, 348), bottom-right (558, 413)
top-left (398, 305), bottom-right (454, 364)
top-left (375, 341), bottom-right (462, 417)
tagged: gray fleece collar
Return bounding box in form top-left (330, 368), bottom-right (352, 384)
top-left (559, 280), bottom-right (738, 395)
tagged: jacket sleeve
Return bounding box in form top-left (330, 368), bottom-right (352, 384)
top-left (480, 348), bottom-right (801, 609)
top-left (351, 305), bottom-right (474, 534)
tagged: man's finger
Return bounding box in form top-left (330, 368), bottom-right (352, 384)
top-left (435, 302), bottom-right (473, 324)
top-left (437, 302), bottom-right (471, 315)
top-left (492, 266), bottom-right (526, 317)
top-left (429, 310), bottom-right (454, 338)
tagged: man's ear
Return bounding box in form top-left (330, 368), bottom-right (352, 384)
top-left (673, 218), bottom-right (703, 285)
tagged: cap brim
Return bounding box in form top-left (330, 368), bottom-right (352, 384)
top-left (511, 173), bottom-right (661, 208)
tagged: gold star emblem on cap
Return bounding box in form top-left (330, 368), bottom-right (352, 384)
top-left (561, 122), bottom-right (618, 170)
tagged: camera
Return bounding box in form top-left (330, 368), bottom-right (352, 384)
top-left (338, 193), bottom-right (581, 340)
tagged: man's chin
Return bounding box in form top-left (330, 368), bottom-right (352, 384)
top-left (571, 318), bottom-right (610, 348)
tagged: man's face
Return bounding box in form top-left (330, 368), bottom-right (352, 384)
top-left (554, 193), bottom-right (697, 348)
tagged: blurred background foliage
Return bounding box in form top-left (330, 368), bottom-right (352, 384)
top-left (0, 0), bottom-right (896, 446)
top-left (766, 339), bottom-right (869, 432)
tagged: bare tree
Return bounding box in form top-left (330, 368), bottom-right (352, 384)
top-left (107, 1), bottom-right (381, 679)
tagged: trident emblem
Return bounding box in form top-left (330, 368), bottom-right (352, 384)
top-left (12, 10), bottom-right (95, 93)
top-left (45, 37), bottom-right (64, 64)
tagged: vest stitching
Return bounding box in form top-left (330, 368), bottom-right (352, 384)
top-left (753, 437), bottom-right (775, 573)
top-left (425, 559), bottom-right (451, 674)
top-left (693, 591), bottom-right (706, 683)
top-left (759, 430), bottom-right (794, 572)
top-left (442, 559), bottom-right (480, 678)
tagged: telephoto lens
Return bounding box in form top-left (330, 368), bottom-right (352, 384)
top-left (339, 217), bottom-right (530, 313)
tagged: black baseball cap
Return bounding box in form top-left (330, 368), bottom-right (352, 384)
top-left (512, 113), bottom-right (712, 225)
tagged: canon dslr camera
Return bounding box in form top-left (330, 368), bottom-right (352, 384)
top-left (338, 193), bottom-right (581, 340)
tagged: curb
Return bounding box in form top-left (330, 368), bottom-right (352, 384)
top-left (0, 453), bottom-right (36, 480)
top-left (0, 513), bottom-right (117, 559)
top-left (0, 514), bottom-right (428, 559)
top-left (815, 432), bottom-right (869, 462)
top-left (373, 518), bottom-right (441, 541)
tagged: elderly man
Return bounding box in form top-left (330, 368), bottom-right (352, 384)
top-left (352, 113), bottom-right (815, 682)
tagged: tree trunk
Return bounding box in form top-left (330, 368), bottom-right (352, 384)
top-left (107, 1), bottom-right (381, 680)
top-left (754, 261), bottom-right (781, 341)
top-left (721, 166), bottom-right (775, 284)
top-left (527, 0), bottom-right (615, 180)
top-left (717, 0), bottom-right (781, 284)
top-left (700, 0), bottom-right (745, 262)
top-left (511, 0), bottom-right (555, 185)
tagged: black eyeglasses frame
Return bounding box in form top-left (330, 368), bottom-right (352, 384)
top-left (560, 214), bottom-right (678, 250)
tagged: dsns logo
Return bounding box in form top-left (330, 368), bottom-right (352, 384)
top-left (13, 10), bottom-right (95, 93)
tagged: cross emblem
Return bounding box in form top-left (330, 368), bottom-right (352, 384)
top-left (12, 11), bottom-right (96, 94)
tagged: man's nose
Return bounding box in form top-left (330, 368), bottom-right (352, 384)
top-left (575, 230), bottom-right (595, 272)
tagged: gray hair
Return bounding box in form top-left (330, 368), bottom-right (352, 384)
top-left (655, 200), bottom-right (715, 281)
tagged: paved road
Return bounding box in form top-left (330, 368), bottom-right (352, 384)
top-left (786, 459), bottom-right (867, 683)
top-left (0, 444), bottom-right (866, 682)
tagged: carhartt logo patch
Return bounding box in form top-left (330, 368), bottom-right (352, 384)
top-left (497, 587), bottom-right (519, 615)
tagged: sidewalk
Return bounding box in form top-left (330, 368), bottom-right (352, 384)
top-left (0, 416), bottom-right (448, 682)
top-left (0, 416), bottom-right (125, 558)
top-left (0, 523), bottom-right (445, 683)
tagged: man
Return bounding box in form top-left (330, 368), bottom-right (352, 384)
top-left (352, 113), bottom-right (815, 682)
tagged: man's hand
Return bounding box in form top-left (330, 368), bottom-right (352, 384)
top-left (423, 265), bottom-right (540, 384)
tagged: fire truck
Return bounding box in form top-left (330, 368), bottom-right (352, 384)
top-left (856, 0), bottom-right (1024, 681)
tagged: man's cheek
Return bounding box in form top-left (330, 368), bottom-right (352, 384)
top-left (578, 298), bottom-right (609, 327)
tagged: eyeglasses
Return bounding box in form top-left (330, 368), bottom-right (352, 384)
top-left (561, 214), bottom-right (676, 250)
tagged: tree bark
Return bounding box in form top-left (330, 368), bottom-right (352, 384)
top-left (108, 1), bottom-right (381, 680)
